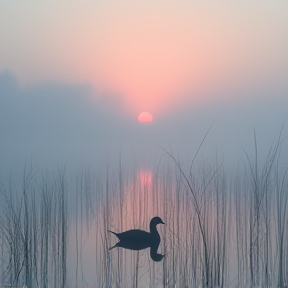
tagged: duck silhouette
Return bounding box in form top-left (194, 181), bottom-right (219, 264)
top-left (109, 216), bottom-right (165, 262)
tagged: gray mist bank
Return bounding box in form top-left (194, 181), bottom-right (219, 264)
top-left (1, 70), bottom-right (288, 181)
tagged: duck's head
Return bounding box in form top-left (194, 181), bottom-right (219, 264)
top-left (151, 216), bottom-right (165, 226)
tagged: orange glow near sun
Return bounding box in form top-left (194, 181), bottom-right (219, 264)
top-left (138, 112), bottom-right (153, 122)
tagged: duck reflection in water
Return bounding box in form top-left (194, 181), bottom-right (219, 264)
top-left (109, 216), bottom-right (165, 262)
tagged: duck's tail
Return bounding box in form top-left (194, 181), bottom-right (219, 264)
top-left (108, 230), bottom-right (119, 250)
top-left (108, 244), bottom-right (117, 250)
top-left (108, 230), bottom-right (118, 237)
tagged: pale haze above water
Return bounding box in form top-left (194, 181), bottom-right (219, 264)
top-left (0, 0), bottom-right (288, 176)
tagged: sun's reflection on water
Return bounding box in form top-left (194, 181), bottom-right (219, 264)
top-left (67, 167), bottom-right (170, 287)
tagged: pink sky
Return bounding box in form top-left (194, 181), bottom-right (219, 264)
top-left (1, 3), bottom-right (288, 286)
top-left (1, 0), bottom-right (287, 118)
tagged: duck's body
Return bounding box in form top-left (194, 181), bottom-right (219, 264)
top-left (109, 229), bottom-right (155, 250)
top-left (109, 216), bottom-right (165, 262)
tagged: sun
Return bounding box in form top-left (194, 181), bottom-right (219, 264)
top-left (138, 112), bottom-right (153, 122)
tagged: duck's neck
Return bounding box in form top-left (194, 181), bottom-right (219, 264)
top-left (150, 223), bottom-right (159, 234)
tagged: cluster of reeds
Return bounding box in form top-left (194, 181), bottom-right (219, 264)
top-left (0, 130), bottom-right (288, 287)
